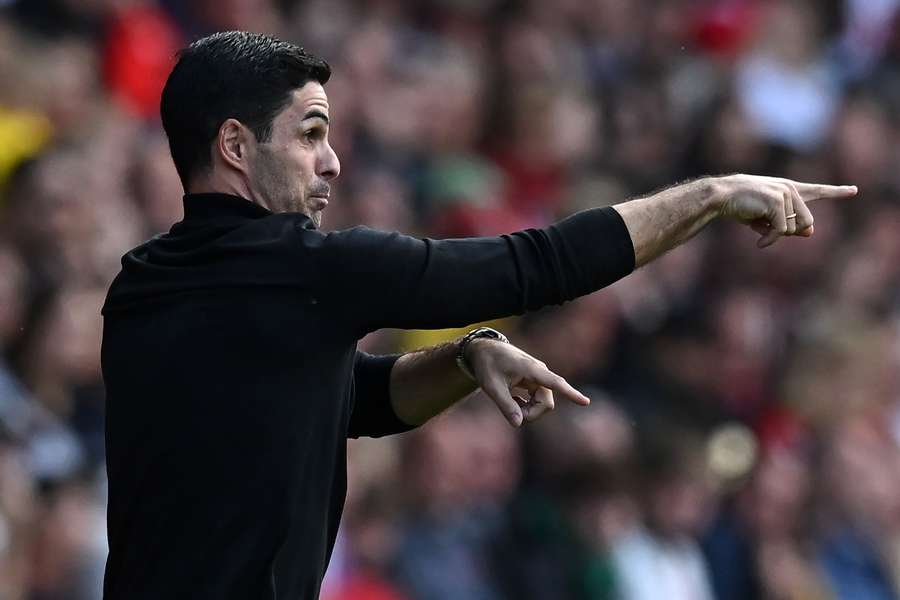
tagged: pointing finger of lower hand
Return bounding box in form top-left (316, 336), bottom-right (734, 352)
top-left (482, 379), bottom-right (524, 427)
top-left (528, 368), bottom-right (590, 406)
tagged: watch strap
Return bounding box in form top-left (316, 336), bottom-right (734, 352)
top-left (455, 327), bottom-right (509, 381)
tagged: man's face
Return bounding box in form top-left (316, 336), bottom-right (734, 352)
top-left (247, 81), bottom-right (340, 226)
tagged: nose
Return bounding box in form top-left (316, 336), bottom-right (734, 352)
top-left (317, 142), bottom-right (340, 181)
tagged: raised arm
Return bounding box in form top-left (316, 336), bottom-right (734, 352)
top-left (612, 175), bottom-right (858, 267)
top-left (312, 175), bottom-right (855, 336)
top-left (310, 206), bottom-right (635, 334)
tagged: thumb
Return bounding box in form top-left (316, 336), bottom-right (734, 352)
top-left (757, 228), bottom-right (781, 248)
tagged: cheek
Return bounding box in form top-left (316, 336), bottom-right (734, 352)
top-left (258, 144), bottom-right (317, 192)
top-left (287, 146), bottom-right (317, 179)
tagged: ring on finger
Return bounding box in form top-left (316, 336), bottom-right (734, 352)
top-left (786, 213), bottom-right (797, 220)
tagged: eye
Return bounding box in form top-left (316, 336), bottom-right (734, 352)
top-left (300, 124), bottom-right (328, 144)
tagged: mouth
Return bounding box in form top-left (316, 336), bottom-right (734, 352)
top-left (309, 195), bottom-right (329, 210)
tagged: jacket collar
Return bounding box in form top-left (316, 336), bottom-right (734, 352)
top-left (182, 193), bottom-right (272, 221)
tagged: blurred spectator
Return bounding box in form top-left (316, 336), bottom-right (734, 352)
top-left (735, 1), bottom-right (839, 150)
top-left (817, 414), bottom-right (900, 600)
top-left (611, 429), bottom-right (716, 600)
top-left (391, 404), bottom-right (517, 600)
top-left (102, 3), bottom-right (181, 119)
top-left (486, 396), bottom-right (635, 600)
top-left (0, 245), bottom-right (83, 483)
top-left (20, 288), bottom-right (106, 466)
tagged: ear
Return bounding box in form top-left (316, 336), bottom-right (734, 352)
top-left (215, 118), bottom-right (252, 174)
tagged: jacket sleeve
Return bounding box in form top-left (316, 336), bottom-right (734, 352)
top-left (347, 351), bottom-right (415, 439)
top-left (305, 206), bottom-right (635, 334)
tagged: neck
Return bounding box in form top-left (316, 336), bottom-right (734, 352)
top-left (189, 175), bottom-right (270, 209)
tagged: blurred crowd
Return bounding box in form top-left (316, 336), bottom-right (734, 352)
top-left (1, 0), bottom-right (900, 598)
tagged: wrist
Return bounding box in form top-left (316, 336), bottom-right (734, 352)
top-left (463, 337), bottom-right (496, 365)
top-left (698, 176), bottom-right (728, 219)
top-left (455, 327), bottom-right (509, 381)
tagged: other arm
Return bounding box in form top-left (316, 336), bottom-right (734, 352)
top-left (389, 336), bottom-right (588, 428)
top-left (348, 335), bottom-right (589, 437)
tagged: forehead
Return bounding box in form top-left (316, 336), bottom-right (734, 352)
top-left (276, 82), bottom-right (329, 125)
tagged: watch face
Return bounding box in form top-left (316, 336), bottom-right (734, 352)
top-left (478, 327), bottom-right (507, 343)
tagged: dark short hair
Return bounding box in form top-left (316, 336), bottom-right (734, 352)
top-left (160, 31), bottom-right (331, 187)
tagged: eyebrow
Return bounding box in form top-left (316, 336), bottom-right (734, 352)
top-left (302, 110), bottom-right (330, 124)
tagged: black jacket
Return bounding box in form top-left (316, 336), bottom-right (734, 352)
top-left (100, 192), bottom-right (634, 599)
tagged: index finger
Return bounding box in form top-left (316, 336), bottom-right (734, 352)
top-left (526, 369), bottom-right (590, 406)
top-left (791, 182), bottom-right (858, 202)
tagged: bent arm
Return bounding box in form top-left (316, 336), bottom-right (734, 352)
top-left (353, 335), bottom-right (591, 436)
top-left (347, 352), bottom-right (411, 438)
top-left (390, 336), bottom-right (592, 429)
top-left (388, 341), bottom-right (475, 427)
top-left (347, 343), bottom-right (478, 437)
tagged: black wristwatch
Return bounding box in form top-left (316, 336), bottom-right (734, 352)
top-left (455, 327), bottom-right (509, 381)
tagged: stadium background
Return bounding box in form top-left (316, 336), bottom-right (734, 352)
top-left (1, 0), bottom-right (899, 598)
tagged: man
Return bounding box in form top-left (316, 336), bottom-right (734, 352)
top-left (100, 31), bottom-right (856, 599)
